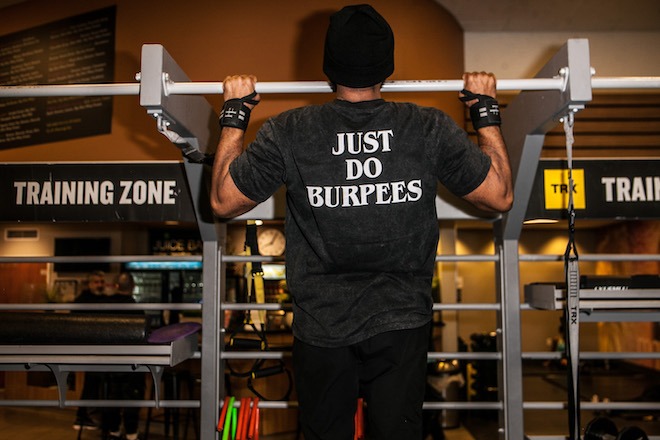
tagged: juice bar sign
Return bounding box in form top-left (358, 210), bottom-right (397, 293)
top-left (1, 163), bottom-right (196, 222)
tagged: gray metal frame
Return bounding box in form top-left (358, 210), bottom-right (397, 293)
top-left (467, 38), bottom-right (594, 440)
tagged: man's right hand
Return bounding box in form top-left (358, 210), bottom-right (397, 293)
top-left (222, 74), bottom-right (261, 109)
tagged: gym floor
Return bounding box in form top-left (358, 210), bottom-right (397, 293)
top-left (0, 361), bottom-right (657, 439)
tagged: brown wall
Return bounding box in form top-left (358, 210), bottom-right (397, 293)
top-left (0, 262), bottom-right (47, 303)
top-left (0, 0), bottom-right (465, 162)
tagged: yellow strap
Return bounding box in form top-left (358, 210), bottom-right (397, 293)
top-left (254, 275), bottom-right (266, 324)
top-left (245, 243), bottom-right (266, 325)
top-left (244, 235), bottom-right (266, 326)
top-left (245, 254), bottom-right (253, 325)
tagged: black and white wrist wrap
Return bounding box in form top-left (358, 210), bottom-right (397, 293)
top-left (219, 91), bottom-right (259, 131)
top-left (459, 89), bottom-right (501, 131)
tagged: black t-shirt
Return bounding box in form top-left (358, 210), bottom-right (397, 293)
top-left (230, 99), bottom-right (490, 347)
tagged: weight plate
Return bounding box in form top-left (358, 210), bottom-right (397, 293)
top-left (617, 426), bottom-right (649, 440)
top-left (584, 417), bottom-right (618, 440)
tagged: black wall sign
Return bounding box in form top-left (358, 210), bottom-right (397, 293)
top-left (526, 159), bottom-right (660, 220)
top-left (0, 162), bottom-right (197, 222)
top-left (0, 7), bottom-right (116, 149)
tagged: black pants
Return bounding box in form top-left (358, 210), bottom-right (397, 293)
top-left (293, 323), bottom-right (430, 440)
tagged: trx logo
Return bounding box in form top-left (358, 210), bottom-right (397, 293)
top-left (600, 176), bottom-right (660, 202)
top-left (543, 169), bottom-right (586, 210)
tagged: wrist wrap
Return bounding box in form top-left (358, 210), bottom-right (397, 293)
top-left (460, 89), bottom-right (501, 131)
top-left (219, 91), bottom-right (259, 131)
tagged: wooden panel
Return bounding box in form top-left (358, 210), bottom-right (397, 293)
top-left (540, 149), bottom-right (657, 158)
top-left (543, 134), bottom-right (660, 148)
top-left (545, 93), bottom-right (660, 157)
top-left (576, 106), bottom-right (660, 119)
top-left (547, 120), bottom-right (660, 133)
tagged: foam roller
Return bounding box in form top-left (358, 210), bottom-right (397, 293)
top-left (0, 312), bottom-right (150, 344)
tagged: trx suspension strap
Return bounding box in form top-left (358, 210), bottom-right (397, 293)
top-left (562, 111), bottom-right (581, 440)
top-left (225, 220), bottom-right (293, 402)
top-left (245, 220), bottom-right (266, 326)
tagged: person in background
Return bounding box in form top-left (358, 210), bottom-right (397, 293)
top-left (72, 270), bottom-right (106, 431)
top-left (101, 273), bottom-right (146, 440)
top-left (210, 4), bottom-right (512, 439)
top-left (75, 270), bottom-right (106, 303)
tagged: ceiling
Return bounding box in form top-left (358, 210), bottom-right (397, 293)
top-left (1, 0), bottom-right (659, 32)
top-left (435, 0), bottom-right (660, 32)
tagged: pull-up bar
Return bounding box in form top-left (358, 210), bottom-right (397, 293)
top-left (168, 76), bottom-right (660, 94)
top-left (0, 76), bottom-right (659, 98)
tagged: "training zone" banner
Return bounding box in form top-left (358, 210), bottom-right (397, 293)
top-left (0, 162), bottom-right (196, 222)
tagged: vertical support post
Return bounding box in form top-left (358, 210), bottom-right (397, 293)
top-left (438, 222), bottom-right (460, 429)
top-left (493, 39), bottom-right (593, 439)
top-left (200, 239), bottom-right (223, 440)
top-left (182, 162), bottom-right (226, 439)
top-left (495, 226), bottom-right (524, 440)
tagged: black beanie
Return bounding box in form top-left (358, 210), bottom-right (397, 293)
top-left (323, 4), bottom-right (394, 88)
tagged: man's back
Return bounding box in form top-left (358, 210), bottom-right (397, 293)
top-left (229, 99), bottom-right (490, 346)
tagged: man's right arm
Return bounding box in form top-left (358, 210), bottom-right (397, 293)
top-left (210, 75), bottom-right (260, 219)
top-left (210, 127), bottom-right (258, 218)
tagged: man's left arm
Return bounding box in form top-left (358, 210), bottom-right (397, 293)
top-left (459, 72), bottom-right (513, 213)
